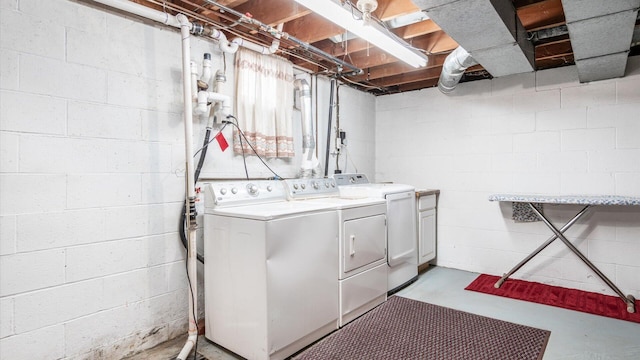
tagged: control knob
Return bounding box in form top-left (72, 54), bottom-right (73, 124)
top-left (312, 181), bottom-right (319, 190)
top-left (231, 187), bottom-right (238, 194)
top-left (220, 188), bottom-right (227, 195)
top-left (247, 184), bottom-right (259, 196)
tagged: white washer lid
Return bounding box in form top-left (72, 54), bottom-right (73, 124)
top-left (206, 200), bottom-right (336, 220)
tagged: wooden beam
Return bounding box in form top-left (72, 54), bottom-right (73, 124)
top-left (233, 0), bottom-right (310, 25)
top-left (516, 0), bottom-right (565, 31)
top-left (284, 13), bottom-right (344, 43)
top-left (398, 20), bottom-right (441, 39)
top-left (395, 78), bottom-right (439, 93)
top-left (535, 38), bottom-right (572, 59)
top-left (368, 67), bottom-right (442, 87)
top-left (348, 53), bottom-right (448, 82)
top-left (374, 0), bottom-right (420, 21)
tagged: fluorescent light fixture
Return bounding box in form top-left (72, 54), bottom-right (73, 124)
top-left (295, 0), bottom-right (428, 68)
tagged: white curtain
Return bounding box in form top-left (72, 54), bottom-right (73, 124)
top-left (234, 48), bottom-right (295, 158)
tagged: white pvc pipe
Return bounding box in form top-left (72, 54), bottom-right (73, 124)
top-left (176, 13), bottom-right (199, 360)
top-left (230, 23), bottom-right (283, 55)
top-left (201, 57), bottom-right (212, 84)
top-left (190, 61), bottom-right (199, 101)
top-left (209, 29), bottom-right (239, 53)
top-left (91, 0), bottom-right (180, 27)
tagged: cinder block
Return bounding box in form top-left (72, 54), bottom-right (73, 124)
top-left (587, 103), bottom-right (640, 127)
top-left (0, 174), bottom-right (67, 215)
top-left (18, 135), bottom-right (108, 173)
top-left (0, 249), bottom-right (65, 296)
top-left (513, 89), bottom-right (560, 113)
top-left (19, 0), bottom-right (107, 33)
top-left (19, 54), bottom-right (107, 103)
top-left (512, 171), bottom-right (561, 194)
top-left (140, 110), bottom-right (183, 143)
top-left (69, 101), bottom-right (142, 140)
top-left (103, 267), bottom-right (168, 310)
top-left (561, 128), bottom-right (616, 151)
top-left (13, 279), bottom-right (103, 333)
top-left (616, 264), bottom-right (640, 293)
top-left (0, 91), bottom-right (67, 135)
top-left (615, 173), bottom-right (640, 197)
top-left (16, 209), bottom-right (105, 252)
top-left (106, 140), bottom-right (172, 173)
top-left (65, 239), bottom-right (145, 282)
top-left (0, 325), bottom-right (64, 359)
top-left (141, 173), bottom-right (184, 204)
top-left (561, 82), bottom-right (616, 109)
top-left (513, 131), bottom-right (561, 153)
top-left (0, 215), bottom-right (16, 255)
top-left (107, 71), bottom-right (181, 113)
top-left (145, 232), bottom-right (182, 266)
top-left (590, 239), bottom-right (639, 267)
top-left (537, 151), bottom-right (588, 172)
top-left (0, 9), bottom-right (65, 60)
top-left (589, 149), bottom-right (640, 172)
top-left (103, 203), bottom-right (181, 241)
top-left (66, 174), bottom-right (141, 209)
top-left (66, 27), bottom-right (109, 69)
top-left (560, 172), bottom-right (615, 194)
top-left (0, 50), bottom-right (18, 90)
top-left (0, 132), bottom-right (18, 172)
top-left (536, 108), bottom-right (587, 131)
top-left (471, 94), bottom-right (514, 118)
top-left (0, 297), bottom-right (13, 337)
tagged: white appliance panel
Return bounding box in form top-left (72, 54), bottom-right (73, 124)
top-left (204, 210), bottom-right (339, 360)
top-left (339, 263), bottom-right (387, 326)
top-left (342, 214), bottom-right (387, 274)
top-left (386, 191), bottom-right (417, 267)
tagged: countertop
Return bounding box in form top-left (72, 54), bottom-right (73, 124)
top-left (416, 189), bottom-right (440, 197)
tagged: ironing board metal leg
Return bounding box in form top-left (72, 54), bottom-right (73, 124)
top-left (529, 204), bottom-right (636, 313)
top-left (494, 205), bottom-right (591, 289)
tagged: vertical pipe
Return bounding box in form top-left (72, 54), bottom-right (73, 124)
top-left (324, 78), bottom-right (335, 177)
top-left (176, 14), bottom-right (199, 360)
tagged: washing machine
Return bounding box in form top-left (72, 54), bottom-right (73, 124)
top-left (333, 173), bottom-right (418, 293)
top-left (284, 178), bottom-right (388, 327)
top-left (203, 180), bottom-right (339, 360)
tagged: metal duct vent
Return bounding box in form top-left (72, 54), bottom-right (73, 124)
top-left (561, 0), bottom-right (640, 82)
top-left (414, 0), bottom-right (535, 78)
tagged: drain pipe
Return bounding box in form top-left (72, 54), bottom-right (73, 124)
top-left (91, 0), bottom-right (180, 27)
top-left (324, 79), bottom-right (336, 177)
top-left (437, 46), bottom-right (477, 94)
top-left (175, 14), bottom-right (199, 360)
top-left (295, 79), bottom-right (321, 178)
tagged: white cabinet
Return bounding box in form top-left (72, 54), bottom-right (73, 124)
top-left (417, 193), bottom-right (437, 266)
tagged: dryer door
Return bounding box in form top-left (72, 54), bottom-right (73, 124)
top-left (342, 214), bottom-right (387, 275)
top-left (386, 191), bottom-right (417, 267)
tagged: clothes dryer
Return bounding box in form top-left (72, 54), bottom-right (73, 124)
top-left (284, 178), bottom-right (388, 327)
top-left (333, 173), bottom-right (418, 293)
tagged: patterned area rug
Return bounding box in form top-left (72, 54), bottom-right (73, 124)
top-left (466, 274), bottom-right (640, 323)
top-left (293, 296), bottom-right (550, 360)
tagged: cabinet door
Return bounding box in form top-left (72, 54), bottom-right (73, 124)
top-left (418, 208), bottom-right (436, 265)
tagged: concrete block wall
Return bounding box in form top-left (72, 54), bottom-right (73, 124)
top-left (0, 1), bottom-right (376, 358)
top-left (375, 58), bottom-right (640, 298)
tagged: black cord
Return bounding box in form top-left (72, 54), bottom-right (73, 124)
top-left (231, 116), bottom-right (249, 180)
top-left (225, 115), bottom-right (283, 180)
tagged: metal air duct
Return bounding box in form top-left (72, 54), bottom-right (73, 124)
top-left (561, 0), bottom-right (640, 82)
top-left (438, 46), bottom-right (478, 93)
top-left (415, 0), bottom-right (535, 86)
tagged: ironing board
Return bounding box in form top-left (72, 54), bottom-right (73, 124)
top-left (489, 194), bottom-right (640, 313)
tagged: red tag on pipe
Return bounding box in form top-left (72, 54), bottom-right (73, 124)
top-left (215, 132), bottom-right (229, 152)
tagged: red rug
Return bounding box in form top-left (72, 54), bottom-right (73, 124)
top-left (465, 274), bottom-right (640, 324)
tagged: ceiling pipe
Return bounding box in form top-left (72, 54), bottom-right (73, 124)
top-left (91, 0), bottom-right (180, 27)
top-left (438, 46), bottom-right (477, 94)
top-left (202, 0), bottom-right (362, 75)
top-left (295, 79), bottom-right (321, 178)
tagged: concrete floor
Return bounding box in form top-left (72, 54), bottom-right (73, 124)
top-left (128, 266), bottom-right (640, 359)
